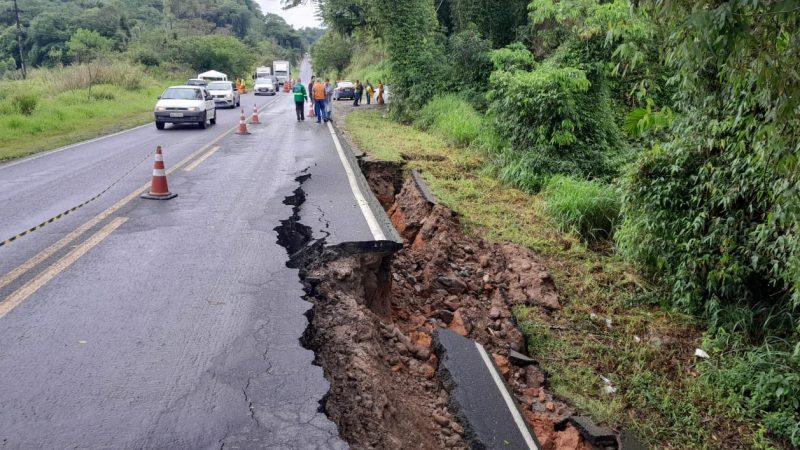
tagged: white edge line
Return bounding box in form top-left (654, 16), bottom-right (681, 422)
top-left (474, 342), bottom-right (539, 450)
top-left (0, 123), bottom-right (151, 171)
top-left (326, 121), bottom-right (387, 241)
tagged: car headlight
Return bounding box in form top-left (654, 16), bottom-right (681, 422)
top-left (225, 93), bottom-right (232, 98)
top-left (156, 106), bottom-right (166, 112)
top-left (187, 107), bottom-right (199, 112)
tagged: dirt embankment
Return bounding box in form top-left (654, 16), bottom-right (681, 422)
top-left (287, 159), bottom-right (610, 449)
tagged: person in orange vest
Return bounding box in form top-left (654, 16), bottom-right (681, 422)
top-left (312, 78), bottom-right (328, 123)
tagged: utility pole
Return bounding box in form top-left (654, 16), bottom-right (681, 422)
top-left (12, 0), bottom-right (26, 79)
top-left (163, 0), bottom-right (172, 41)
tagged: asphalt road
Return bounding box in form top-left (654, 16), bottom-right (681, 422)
top-left (0, 60), bottom-right (371, 449)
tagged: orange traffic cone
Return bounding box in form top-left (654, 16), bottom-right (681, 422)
top-left (250, 104), bottom-right (261, 124)
top-left (308, 104), bottom-right (316, 118)
top-left (141, 146), bottom-right (177, 200)
top-left (236, 109), bottom-right (250, 135)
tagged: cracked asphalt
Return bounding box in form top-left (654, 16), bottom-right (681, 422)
top-left (0, 59), bottom-right (364, 449)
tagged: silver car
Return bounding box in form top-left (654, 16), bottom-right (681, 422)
top-left (154, 86), bottom-right (217, 130)
top-left (254, 78), bottom-right (277, 96)
top-left (207, 81), bottom-right (240, 108)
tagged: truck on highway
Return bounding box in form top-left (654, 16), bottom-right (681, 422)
top-left (253, 66), bottom-right (272, 79)
top-left (273, 60), bottom-right (290, 86)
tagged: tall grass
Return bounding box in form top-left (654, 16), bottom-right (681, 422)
top-left (541, 176), bottom-right (622, 241)
top-left (413, 95), bottom-right (482, 147)
top-left (0, 62), bottom-right (181, 161)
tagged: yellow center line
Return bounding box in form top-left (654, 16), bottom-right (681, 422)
top-left (183, 146), bottom-right (221, 172)
top-left (0, 217), bottom-right (128, 319)
top-left (0, 95), bottom-right (282, 293)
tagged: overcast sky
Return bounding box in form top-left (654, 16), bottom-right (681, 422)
top-left (256, 0), bottom-right (323, 29)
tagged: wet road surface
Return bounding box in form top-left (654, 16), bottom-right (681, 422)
top-left (0, 60), bottom-right (367, 449)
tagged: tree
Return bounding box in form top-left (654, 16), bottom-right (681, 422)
top-left (66, 28), bottom-right (111, 64)
top-left (176, 34), bottom-right (255, 78)
top-left (310, 30), bottom-right (351, 75)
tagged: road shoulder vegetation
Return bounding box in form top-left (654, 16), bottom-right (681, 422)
top-left (342, 107), bottom-right (784, 449)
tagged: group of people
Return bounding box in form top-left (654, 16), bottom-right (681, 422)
top-left (351, 80), bottom-right (385, 106)
top-left (291, 76), bottom-right (385, 123)
top-left (291, 76), bottom-right (334, 123)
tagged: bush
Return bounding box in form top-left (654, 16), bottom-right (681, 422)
top-left (542, 176), bottom-right (621, 241)
top-left (413, 95), bottom-right (482, 147)
top-left (486, 64), bottom-right (624, 190)
top-left (12, 94), bottom-right (38, 115)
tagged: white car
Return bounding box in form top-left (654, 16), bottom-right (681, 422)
top-left (254, 78), bottom-right (277, 96)
top-left (206, 81), bottom-right (240, 108)
top-left (154, 86), bottom-right (217, 130)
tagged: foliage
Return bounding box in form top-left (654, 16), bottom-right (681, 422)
top-left (489, 43), bottom-right (535, 72)
top-left (542, 176), bottom-right (621, 241)
top-left (444, 28), bottom-right (493, 108)
top-left (174, 35), bottom-right (255, 78)
top-left (373, 0), bottom-right (445, 121)
top-left (702, 329), bottom-right (800, 447)
top-left (11, 93), bottom-right (38, 115)
top-left (486, 63), bottom-right (623, 190)
top-left (66, 29), bottom-right (111, 64)
top-left (311, 31), bottom-right (352, 76)
top-left (413, 95), bottom-right (482, 148)
top-left (442, 0), bottom-right (529, 47)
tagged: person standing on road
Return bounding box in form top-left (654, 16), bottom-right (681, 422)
top-left (377, 80), bottom-right (385, 105)
top-left (312, 78), bottom-right (327, 123)
top-left (292, 78), bottom-right (307, 121)
top-left (353, 80), bottom-right (362, 107)
top-left (365, 80), bottom-right (374, 105)
top-left (324, 78), bottom-right (334, 122)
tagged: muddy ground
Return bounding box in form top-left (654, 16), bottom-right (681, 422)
top-left (278, 147), bottom-right (618, 448)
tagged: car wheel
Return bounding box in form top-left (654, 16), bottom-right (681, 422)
top-left (198, 112), bottom-right (207, 129)
top-left (236, 98), bottom-right (240, 107)
top-left (155, 121), bottom-right (165, 130)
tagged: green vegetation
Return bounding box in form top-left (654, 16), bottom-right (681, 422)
top-left (345, 109), bottom-right (759, 448)
top-left (0, 63), bottom-right (179, 161)
top-left (314, 0), bottom-right (799, 444)
top-left (541, 176), bottom-right (621, 242)
top-left (413, 95), bottom-right (482, 148)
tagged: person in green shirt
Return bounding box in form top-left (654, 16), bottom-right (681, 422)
top-left (292, 79), bottom-right (308, 121)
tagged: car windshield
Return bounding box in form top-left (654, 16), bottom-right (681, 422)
top-left (337, 82), bottom-right (354, 88)
top-left (161, 88), bottom-right (203, 100)
top-left (207, 82), bottom-right (232, 90)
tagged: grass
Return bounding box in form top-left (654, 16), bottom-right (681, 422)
top-left (541, 176), bottom-right (622, 242)
top-left (343, 109), bottom-right (778, 449)
top-left (413, 95), bottom-right (483, 147)
top-left (0, 62), bottom-right (184, 162)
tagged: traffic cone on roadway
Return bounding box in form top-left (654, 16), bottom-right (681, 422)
top-left (141, 146), bottom-right (177, 200)
top-left (250, 104), bottom-right (261, 124)
top-left (236, 109), bottom-right (250, 135)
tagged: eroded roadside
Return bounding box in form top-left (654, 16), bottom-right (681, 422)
top-left (274, 133), bottom-right (624, 449)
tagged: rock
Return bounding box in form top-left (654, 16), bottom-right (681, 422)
top-left (433, 413), bottom-right (450, 427)
top-left (435, 309), bottom-right (454, 324)
top-left (538, 391), bottom-right (547, 403)
top-left (554, 424), bottom-right (586, 450)
top-left (545, 401), bottom-right (555, 412)
top-left (523, 387), bottom-right (539, 398)
top-left (493, 354), bottom-right (511, 379)
top-left (448, 310), bottom-right (469, 336)
top-left (508, 349), bottom-right (537, 366)
top-left (488, 306), bottom-right (502, 320)
top-left (411, 331), bottom-right (433, 349)
top-left (436, 275), bottom-right (468, 294)
top-left (420, 363), bottom-right (436, 379)
top-left (416, 348), bottom-right (431, 361)
top-left (479, 255), bottom-right (491, 268)
top-left (526, 365), bottom-right (546, 388)
top-left (444, 435), bottom-right (461, 448)
top-left (523, 410), bottom-right (556, 450)
top-left (451, 421), bottom-right (464, 435)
